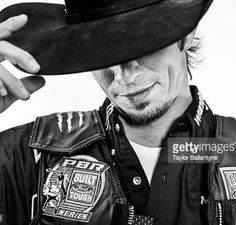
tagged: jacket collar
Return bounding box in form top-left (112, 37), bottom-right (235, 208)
top-left (29, 110), bottom-right (106, 154)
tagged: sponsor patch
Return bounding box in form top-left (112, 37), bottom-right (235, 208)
top-left (219, 167), bottom-right (236, 199)
top-left (42, 155), bottom-right (109, 222)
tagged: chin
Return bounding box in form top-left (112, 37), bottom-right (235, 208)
top-left (118, 101), bottom-right (172, 126)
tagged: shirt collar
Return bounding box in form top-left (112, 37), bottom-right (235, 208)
top-left (181, 85), bottom-right (215, 137)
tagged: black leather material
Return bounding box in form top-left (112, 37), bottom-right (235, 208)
top-left (208, 115), bottom-right (236, 225)
top-left (208, 199), bottom-right (236, 225)
top-left (215, 115), bottom-right (236, 142)
top-left (210, 115), bottom-right (236, 200)
top-left (29, 110), bottom-right (106, 154)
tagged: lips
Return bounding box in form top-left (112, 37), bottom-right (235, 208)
top-left (119, 83), bottom-right (156, 104)
top-left (120, 84), bottom-right (155, 97)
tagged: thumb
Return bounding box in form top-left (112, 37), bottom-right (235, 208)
top-left (0, 76), bottom-right (45, 113)
top-left (21, 75), bottom-right (46, 94)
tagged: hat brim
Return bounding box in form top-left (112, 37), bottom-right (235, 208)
top-left (0, 0), bottom-right (213, 75)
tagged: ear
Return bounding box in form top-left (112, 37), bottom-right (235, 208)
top-left (182, 28), bottom-right (197, 50)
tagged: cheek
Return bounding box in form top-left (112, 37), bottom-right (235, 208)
top-left (167, 67), bottom-right (177, 93)
top-left (93, 71), bottom-right (114, 93)
top-left (167, 56), bottom-right (186, 97)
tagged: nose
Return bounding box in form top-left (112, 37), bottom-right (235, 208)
top-left (113, 60), bottom-right (142, 84)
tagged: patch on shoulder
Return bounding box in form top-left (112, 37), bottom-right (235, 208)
top-left (56, 112), bottom-right (84, 133)
top-left (219, 167), bottom-right (236, 199)
top-left (42, 155), bottom-right (109, 222)
top-left (29, 110), bottom-right (105, 154)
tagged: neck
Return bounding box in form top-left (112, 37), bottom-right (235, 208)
top-left (119, 86), bottom-right (192, 147)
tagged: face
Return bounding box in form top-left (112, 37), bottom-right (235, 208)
top-left (93, 42), bottom-right (188, 125)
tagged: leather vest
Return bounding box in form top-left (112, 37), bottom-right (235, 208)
top-left (29, 111), bottom-right (236, 225)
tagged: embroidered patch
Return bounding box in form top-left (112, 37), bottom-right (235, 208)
top-left (194, 91), bottom-right (209, 126)
top-left (105, 103), bottom-right (114, 130)
top-left (42, 155), bottom-right (109, 222)
top-left (56, 112), bottom-right (84, 133)
top-left (219, 167), bottom-right (236, 199)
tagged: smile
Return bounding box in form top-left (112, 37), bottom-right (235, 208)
top-left (120, 83), bottom-right (156, 96)
top-left (119, 83), bottom-right (156, 104)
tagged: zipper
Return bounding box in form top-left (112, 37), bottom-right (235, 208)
top-left (128, 205), bottom-right (135, 225)
top-left (217, 202), bottom-right (223, 225)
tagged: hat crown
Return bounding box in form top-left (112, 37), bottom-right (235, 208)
top-left (64, 0), bottom-right (161, 23)
top-left (65, 0), bottom-right (161, 14)
top-left (65, 0), bottom-right (124, 13)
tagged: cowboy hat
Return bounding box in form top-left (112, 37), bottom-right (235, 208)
top-left (0, 0), bottom-right (213, 75)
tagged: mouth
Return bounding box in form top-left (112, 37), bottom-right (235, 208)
top-left (119, 83), bottom-right (156, 104)
top-left (120, 83), bottom-right (155, 96)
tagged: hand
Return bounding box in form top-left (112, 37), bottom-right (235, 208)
top-left (0, 14), bottom-right (45, 113)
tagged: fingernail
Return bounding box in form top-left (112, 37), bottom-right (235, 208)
top-left (16, 14), bottom-right (27, 21)
top-left (21, 89), bottom-right (30, 99)
top-left (29, 59), bottom-right (40, 72)
top-left (0, 88), bottom-right (7, 96)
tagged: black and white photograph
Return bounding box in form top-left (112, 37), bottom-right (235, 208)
top-left (0, 0), bottom-right (236, 224)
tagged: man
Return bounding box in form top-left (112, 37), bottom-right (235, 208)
top-left (0, 0), bottom-right (235, 225)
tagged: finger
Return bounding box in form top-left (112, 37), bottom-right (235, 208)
top-left (0, 80), bottom-right (8, 96)
top-left (21, 76), bottom-right (46, 94)
top-left (0, 41), bottom-right (40, 73)
top-left (0, 64), bottom-right (30, 100)
top-left (0, 14), bottom-right (28, 40)
top-left (0, 76), bottom-right (46, 114)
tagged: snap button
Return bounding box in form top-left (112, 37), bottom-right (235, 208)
top-left (111, 148), bottom-right (116, 156)
top-left (115, 123), bottom-right (120, 132)
top-left (133, 176), bottom-right (142, 185)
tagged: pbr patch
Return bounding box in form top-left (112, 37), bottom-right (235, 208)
top-left (42, 155), bottom-right (109, 222)
top-left (219, 167), bottom-right (236, 199)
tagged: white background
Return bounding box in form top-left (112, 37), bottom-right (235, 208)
top-left (0, 0), bottom-right (235, 131)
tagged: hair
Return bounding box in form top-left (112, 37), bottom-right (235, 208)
top-left (181, 35), bottom-right (203, 80)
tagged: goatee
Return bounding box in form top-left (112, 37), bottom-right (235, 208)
top-left (117, 101), bottom-right (172, 126)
